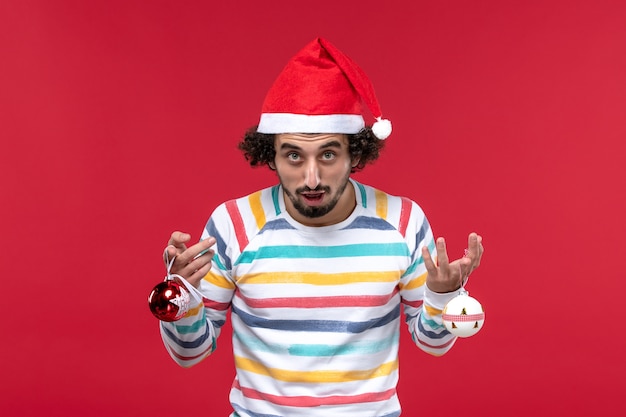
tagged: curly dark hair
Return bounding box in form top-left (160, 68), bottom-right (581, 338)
top-left (238, 126), bottom-right (385, 172)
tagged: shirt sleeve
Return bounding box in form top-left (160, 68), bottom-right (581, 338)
top-left (399, 201), bottom-right (459, 356)
top-left (159, 203), bottom-right (237, 367)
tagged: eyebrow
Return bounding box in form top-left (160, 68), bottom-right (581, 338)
top-left (279, 140), bottom-right (343, 151)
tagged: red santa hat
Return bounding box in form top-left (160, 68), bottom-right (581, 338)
top-left (257, 37), bottom-right (392, 140)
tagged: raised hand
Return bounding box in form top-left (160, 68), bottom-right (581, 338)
top-left (165, 231), bottom-right (216, 289)
top-left (422, 232), bottom-right (484, 293)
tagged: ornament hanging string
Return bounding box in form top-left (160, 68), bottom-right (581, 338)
top-left (459, 248), bottom-right (472, 292)
top-left (163, 247), bottom-right (204, 304)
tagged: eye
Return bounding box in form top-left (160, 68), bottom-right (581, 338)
top-left (287, 152), bottom-right (300, 161)
top-left (321, 151), bottom-right (336, 160)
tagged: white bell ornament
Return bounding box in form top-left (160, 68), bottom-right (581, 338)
top-left (442, 289), bottom-right (485, 337)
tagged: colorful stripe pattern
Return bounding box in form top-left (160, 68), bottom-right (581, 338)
top-left (160, 180), bottom-right (458, 416)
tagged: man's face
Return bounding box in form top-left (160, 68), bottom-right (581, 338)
top-left (271, 133), bottom-right (359, 227)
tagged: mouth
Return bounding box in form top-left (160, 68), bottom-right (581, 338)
top-left (300, 191), bottom-right (326, 206)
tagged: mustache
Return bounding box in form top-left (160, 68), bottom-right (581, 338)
top-left (297, 185), bottom-right (330, 193)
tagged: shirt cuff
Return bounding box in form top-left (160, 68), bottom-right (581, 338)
top-left (424, 287), bottom-right (461, 311)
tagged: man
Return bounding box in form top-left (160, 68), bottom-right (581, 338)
top-left (160, 38), bottom-right (484, 417)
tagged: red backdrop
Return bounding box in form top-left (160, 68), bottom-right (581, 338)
top-left (2, 1), bottom-right (625, 416)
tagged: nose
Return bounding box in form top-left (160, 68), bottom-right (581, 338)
top-left (304, 160), bottom-right (321, 189)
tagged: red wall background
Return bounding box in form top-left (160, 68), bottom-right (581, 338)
top-left (2, 1), bottom-right (625, 416)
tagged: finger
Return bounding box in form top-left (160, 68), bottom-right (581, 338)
top-left (193, 237), bottom-right (217, 259)
top-left (421, 245), bottom-right (437, 275)
top-left (173, 251), bottom-right (213, 279)
top-left (165, 231), bottom-right (192, 266)
top-left (465, 233), bottom-right (477, 262)
top-left (467, 232), bottom-right (479, 256)
top-left (435, 237), bottom-right (449, 268)
top-left (171, 238), bottom-right (216, 276)
top-left (177, 237), bottom-right (217, 265)
top-left (183, 250), bottom-right (214, 275)
top-left (178, 248), bottom-right (214, 284)
top-left (459, 257), bottom-right (472, 282)
top-left (465, 233), bottom-right (484, 273)
top-left (186, 260), bottom-right (213, 289)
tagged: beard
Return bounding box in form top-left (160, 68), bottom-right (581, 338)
top-left (282, 171), bottom-right (352, 219)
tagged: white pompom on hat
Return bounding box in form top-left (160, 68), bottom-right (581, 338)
top-left (257, 38), bottom-right (392, 140)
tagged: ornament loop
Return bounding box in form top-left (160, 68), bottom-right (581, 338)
top-left (164, 247), bottom-right (176, 278)
top-left (161, 247), bottom-right (203, 303)
top-left (461, 248), bottom-right (471, 287)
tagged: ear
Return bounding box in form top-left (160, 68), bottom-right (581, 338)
top-left (268, 160), bottom-right (276, 170)
top-left (351, 156), bottom-right (361, 168)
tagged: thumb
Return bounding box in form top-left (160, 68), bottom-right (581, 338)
top-left (165, 231), bottom-right (191, 264)
top-left (168, 231), bottom-right (191, 247)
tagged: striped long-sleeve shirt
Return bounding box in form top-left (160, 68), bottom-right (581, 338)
top-left (160, 179), bottom-right (459, 416)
